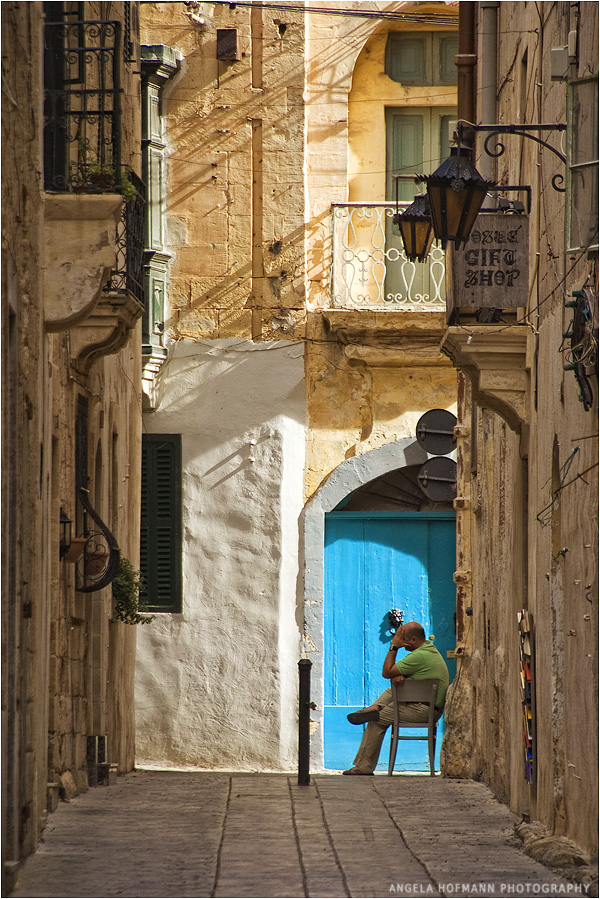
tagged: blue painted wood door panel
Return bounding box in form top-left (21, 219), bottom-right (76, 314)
top-left (324, 512), bottom-right (456, 771)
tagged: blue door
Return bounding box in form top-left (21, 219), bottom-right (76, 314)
top-left (324, 511), bottom-right (456, 771)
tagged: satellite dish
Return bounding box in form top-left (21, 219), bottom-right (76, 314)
top-left (416, 409), bottom-right (457, 456)
top-left (417, 457), bottom-right (457, 502)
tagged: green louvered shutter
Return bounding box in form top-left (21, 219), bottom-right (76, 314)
top-left (385, 32), bottom-right (458, 86)
top-left (386, 110), bottom-right (424, 201)
top-left (439, 36), bottom-right (459, 84)
top-left (385, 34), bottom-right (426, 85)
top-left (141, 434), bottom-right (182, 613)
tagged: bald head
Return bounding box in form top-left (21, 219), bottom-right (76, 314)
top-left (403, 622), bottom-right (425, 641)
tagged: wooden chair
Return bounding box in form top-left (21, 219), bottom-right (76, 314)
top-left (388, 678), bottom-right (440, 777)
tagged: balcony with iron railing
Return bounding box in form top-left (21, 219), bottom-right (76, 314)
top-left (331, 203), bottom-right (446, 311)
top-left (44, 19), bottom-right (123, 193)
top-left (43, 18), bottom-right (145, 371)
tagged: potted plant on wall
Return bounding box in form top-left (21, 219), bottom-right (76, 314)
top-left (72, 140), bottom-right (138, 202)
top-left (111, 557), bottom-right (154, 625)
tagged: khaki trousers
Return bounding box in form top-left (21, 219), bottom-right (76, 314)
top-left (352, 687), bottom-right (433, 774)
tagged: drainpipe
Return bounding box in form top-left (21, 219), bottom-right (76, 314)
top-left (479, 2), bottom-right (499, 183)
top-left (455, 2), bottom-right (477, 150)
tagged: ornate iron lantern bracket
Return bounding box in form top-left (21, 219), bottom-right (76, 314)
top-left (456, 120), bottom-right (567, 191)
top-left (75, 487), bottom-right (121, 593)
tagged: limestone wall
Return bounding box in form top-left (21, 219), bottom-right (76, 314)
top-left (46, 332), bottom-right (141, 786)
top-left (2, 2), bottom-right (144, 882)
top-left (1, 2), bottom-right (51, 873)
top-left (447, 0), bottom-right (598, 856)
top-left (304, 3), bottom-right (458, 496)
top-left (141, 1), bottom-right (306, 342)
top-left (136, 339), bottom-right (305, 768)
top-left (136, 1), bottom-right (460, 771)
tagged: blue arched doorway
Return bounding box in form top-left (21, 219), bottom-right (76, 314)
top-left (323, 462), bottom-right (456, 771)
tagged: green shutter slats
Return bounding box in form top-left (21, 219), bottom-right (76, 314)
top-left (386, 110), bottom-right (424, 201)
top-left (385, 32), bottom-right (458, 87)
top-left (386, 35), bottom-right (426, 85)
top-left (439, 36), bottom-right (459, 85)
top-left (141, 434), bottom-right (182, 613)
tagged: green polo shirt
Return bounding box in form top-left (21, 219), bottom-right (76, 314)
top-left (393, 640), bottom-right (449, 708)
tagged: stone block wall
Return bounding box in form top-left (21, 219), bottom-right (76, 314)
top-left (136, 2), bottom-right (461, 772)
top-left (1, 3), bottom-right (52, 879)
top-left (446, 0), bottom-right (598, 857)
top-left (2, 2), bottom-right (144, 884)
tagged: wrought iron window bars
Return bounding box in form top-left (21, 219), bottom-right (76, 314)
top-left (44, 19), bottom-right (122, 192)
top-left (104, 169), bottom-right (146, 305)
top-left (44, 19), bottom-right (146, 306)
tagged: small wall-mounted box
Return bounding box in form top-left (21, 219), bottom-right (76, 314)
top-left (217, 28), bottom-right (242, 61)
top-left (551, 46), bottom-right (569, 81)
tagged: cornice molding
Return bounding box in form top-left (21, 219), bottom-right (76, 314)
top-left (323, 310), bottom-right (452, 368)
top-left (70, 291), bottom-right (143, 376)
top-left (440, 325), bottom-right (530, 433)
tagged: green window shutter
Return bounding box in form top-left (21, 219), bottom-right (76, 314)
top-left (567, 77), bottom-right (599, 252)
top-left (385, 32), bottom-right (458, 86)
top-left (438, 114), bottom-right (455, 167)
top-left (385, 34), bottom-right (426, 85)
top-left (439, 36), bottom-right (459, 84)
top-left (386, 110), bottom-right (424, 200)
top-left (141, 434), bottom-right (182, 613)
top-left (386, 107), bottom-right (456, 199)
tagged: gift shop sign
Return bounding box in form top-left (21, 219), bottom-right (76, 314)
top-left (452, 213), bottom-right (529, 309)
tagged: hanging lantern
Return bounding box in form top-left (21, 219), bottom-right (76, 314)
top-left (393, 193), bottom-right (435, 262)
top-left (423, 146), bottom-right (495, 249)
top-left (59, 508), bottom-right (72, 559)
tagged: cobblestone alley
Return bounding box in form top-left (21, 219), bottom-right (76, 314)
top-left (10, 770), bottom-right (590, 899)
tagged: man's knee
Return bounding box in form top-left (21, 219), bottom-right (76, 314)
top-left (374, 687), bottom-right (393, 708)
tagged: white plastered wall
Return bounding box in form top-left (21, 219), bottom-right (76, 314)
top-left (135, 338), bottom-right (306, 770)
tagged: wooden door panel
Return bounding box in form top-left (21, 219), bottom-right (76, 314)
top-left (324, 512), bottom-right (456, 771)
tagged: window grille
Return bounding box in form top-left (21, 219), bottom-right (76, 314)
top-left (44, 19), bottom-right (122, 192)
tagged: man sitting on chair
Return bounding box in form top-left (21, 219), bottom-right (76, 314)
top-left (343, 621), bottom-right (449, 776)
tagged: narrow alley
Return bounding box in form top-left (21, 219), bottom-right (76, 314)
top-left (10, 771), bottom-right (586, 899)
top-left (3, 2), bottom-right (598, 896)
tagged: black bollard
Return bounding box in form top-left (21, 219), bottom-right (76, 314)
top-left (298, 659), bottom-right (313, 786)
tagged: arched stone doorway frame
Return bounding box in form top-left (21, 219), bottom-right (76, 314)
top-left (303, 437), bottom-right (429, 770)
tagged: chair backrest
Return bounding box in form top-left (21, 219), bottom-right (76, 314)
top-left (389, 679), bottom-right (440, 776)
top-left (392, 678), bottom-right (438, 705)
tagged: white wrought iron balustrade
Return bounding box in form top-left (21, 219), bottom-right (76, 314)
top-left (331, 203), bottom-right (446, 310)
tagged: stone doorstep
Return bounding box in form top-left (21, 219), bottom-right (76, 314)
top-left (3, 860), bottom-right (20, 896)
top-left (47, 782), bottom-right (60, 813)
top-left (98, 763), bottom-right (118, 786)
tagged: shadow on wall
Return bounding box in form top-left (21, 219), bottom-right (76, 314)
top-left (148, 338), bottom-right (306, 454)
top-left (163, 214), bottom-right (317, 339)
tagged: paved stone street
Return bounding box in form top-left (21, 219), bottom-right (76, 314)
top-left (11, 771), bottom-right (583, 899)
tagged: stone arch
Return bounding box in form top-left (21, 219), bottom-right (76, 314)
top-left (303, 437), bottom-right (428, 769)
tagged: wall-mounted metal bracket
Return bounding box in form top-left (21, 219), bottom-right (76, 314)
top-left (75, 487), bottom-right (120, 593)
top-left (456, 121), bottom-right (567, 191)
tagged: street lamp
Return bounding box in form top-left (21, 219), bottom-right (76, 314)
top-left (420, 121), bottom-right (566, 250)
top-left (59, 508), bottom-right (72, 559)
top-left (393, 193), bottom-right (435, 262)
top-left (422, 145), bottom-right (495, 250)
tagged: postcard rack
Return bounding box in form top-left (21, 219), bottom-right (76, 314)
top-left (517, 609), bottom-right (536, 784)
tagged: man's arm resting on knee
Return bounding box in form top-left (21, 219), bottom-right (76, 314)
top-left (382, 626), bottom-right (404, 678)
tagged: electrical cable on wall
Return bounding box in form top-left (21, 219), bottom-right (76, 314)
top-left (187, 0), bottom-right (459, 26)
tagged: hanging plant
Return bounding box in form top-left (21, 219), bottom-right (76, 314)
top-left (111, 557), bottom-right (154, 625)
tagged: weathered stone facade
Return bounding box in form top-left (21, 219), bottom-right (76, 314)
top-left (2, 2), bottom-right (143, 887)
top-left (136, 1), bottom-right (459, 772)
top-left (440, 1), bottom-right (598, 857)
